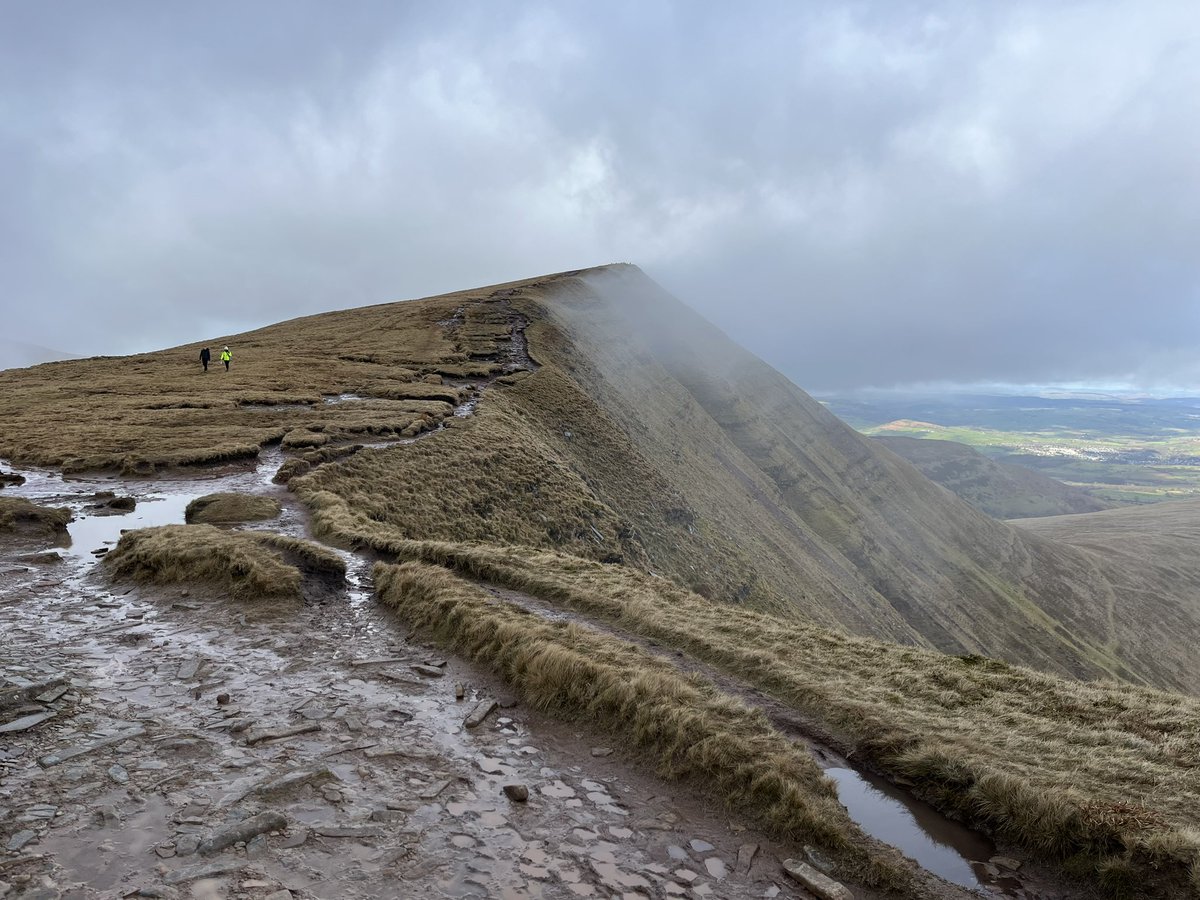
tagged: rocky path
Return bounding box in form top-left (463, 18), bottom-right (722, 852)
top-left (0, 548), bottom-right (812, 900)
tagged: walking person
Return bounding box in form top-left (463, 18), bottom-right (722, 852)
top-left (220, 346), bottom-right (232, 371)
top-left (199, 347), bottom-right (211, 372)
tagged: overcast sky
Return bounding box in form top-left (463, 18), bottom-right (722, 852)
top-left (2, 1), bottom-right (1198, 390)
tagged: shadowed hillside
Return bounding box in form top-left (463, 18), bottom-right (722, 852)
top-left (873, 435), bottom-right (1110, 519)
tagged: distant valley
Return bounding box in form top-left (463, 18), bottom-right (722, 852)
top-left (821, 391), bottom-right (1200, 506)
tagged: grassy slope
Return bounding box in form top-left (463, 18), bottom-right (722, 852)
top-left (873, 435), bottom-right (1110, 519)
top-left (5, 265), bottom-right (1200, 691)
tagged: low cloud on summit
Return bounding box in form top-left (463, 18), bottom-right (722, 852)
top-left (2, 2), bottom-right (1198, 390)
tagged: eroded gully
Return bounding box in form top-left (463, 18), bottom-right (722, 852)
top-left (0, 304), bottom-right (1059, 900)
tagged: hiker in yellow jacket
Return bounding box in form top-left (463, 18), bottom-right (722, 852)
top-left (220, 346), bottom-right (232, 371)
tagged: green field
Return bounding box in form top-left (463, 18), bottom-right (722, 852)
top-left (820, 392), bottom-right (1200, 505)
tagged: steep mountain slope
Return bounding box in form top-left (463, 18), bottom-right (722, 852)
top-left (873, 434), bottom-right (1110, 519)
top-left (4, 265), bottom-right (1200, 693)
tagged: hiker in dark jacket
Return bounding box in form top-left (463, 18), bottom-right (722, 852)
top-left (200, 347), bottom-right (211, 372)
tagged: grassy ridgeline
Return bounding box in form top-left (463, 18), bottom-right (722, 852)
top-left (104, 525), bottom-right (345, 599)
top-left (373, 560), bottom-right (914, 894)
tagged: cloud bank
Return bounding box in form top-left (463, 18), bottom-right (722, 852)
top-left (2, 1), bottom-right (1197, 389)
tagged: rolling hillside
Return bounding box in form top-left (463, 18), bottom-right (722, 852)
top-left (873, 434), bottom-right (1110, 519)
top-left (3, 265), bottom-right (1200, 694)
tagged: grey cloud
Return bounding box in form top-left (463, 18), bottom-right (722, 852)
top-left (1, 2), bottom-right (1198, 390)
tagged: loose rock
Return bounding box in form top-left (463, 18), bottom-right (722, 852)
top-left (502, 784), bottom-right (530, 803)
top-left (782, 859), bottom-right (854, 900)
top-left (198, 811), bottom-right (287, 856)
top-left (464, 699), bottom-right (497, 729)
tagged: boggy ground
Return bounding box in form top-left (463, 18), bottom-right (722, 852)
top-left (1, 535), bottom-right (817, 900)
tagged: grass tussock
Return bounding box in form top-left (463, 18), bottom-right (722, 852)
top-left (184, 493), bottom-right (282, 524)
top-left (0, 496), bottom-right (71, 537)
top-left (373, 560), bottom-right (910, 893)
top-left (104, 524), bottom-right (344, 599)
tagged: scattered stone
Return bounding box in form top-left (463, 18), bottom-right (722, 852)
top-left (5, 831), bottom-right (35, 852)
top-left (39, 726), bottom-right (143, 767)
top-left (34, 685), bottom-right (68, 704)
top-left (106, 765), bottom-right (129, 784)
top-left (737, 843), bottom-right (758, 874)
top-left (410, 664), bottom-right (444, 678)
top-left (590, 747), bottom-right (614, 757)
top-left (96, 806), bottom-right (120, 827)
top-left (198, 811), bottom-right (287, 856)
top-left (782, 859), bottom-right (854, 900)
top-left (19, 552), bottom-right (61, 566)
top-left (312, 825), bottom-right (381, 838)
top-left (991, 856), bottom-right (1022, 871)
top-left (264, 891), bottom-right (293, 900)
top-left (349, 657), bottom-right (407, 667)
top-left (163, 860), bottom-right (243, 885)
top-left (464, 699), bottom-right (497, 729)
top-left (502, 784), bottom-right (529, 803)
top-left (689, 839), bottom-right (715, 853)
top-left (279, 830), bottom-right (308, 849)
top-left (216, 693), bottom-right (230, 706)
top-left (369, 809), bottom-right (405, 823)
top-left (803, 845), bottom-right (836, 874)
top-left (155, 844), bottom-right (176, 859)
top-left (175, 834), bottom-right (201, 857)
top-left (244, 723), bottom-right (320, 745)
top-left (321, 787), bottom-right (342, 803)
top-left (252, 766), bottom-right (335, 799)
top-left (418, 779), bottom-right (452, 800)
top-left (244, 834), bottom-right (268, 859)
top-left (0, 712), bottom-right (53, 734)
top-left (497, 695), bottom-right (519, 709)
top-left (454, 682), bottom-right (465, 701)
top-left (177, 659), bottom-right (201, 680)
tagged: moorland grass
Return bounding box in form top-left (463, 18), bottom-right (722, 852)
top-left (104, 524), bottom-right (345, 599)
top-left (0, 287), bottom-right (513, 473)
top-left (184, 493), bottom-right (282, 524)
top-left (0, 496), bottom-right (71, 537)
top-left (374, 560), bottom-right (914, 894)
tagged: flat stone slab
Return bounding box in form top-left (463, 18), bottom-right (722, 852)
top-left (783, 859), bottom-right (854, 900)
top-left (163, 859), bottom-right (243, 885)
top-left (464, 699), bottom-right (497, 729)
top-left (0, 711), bottom-right (54, 734)
top-left (39, 726), bottom-right (144, 767)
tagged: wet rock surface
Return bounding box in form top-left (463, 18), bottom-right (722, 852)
top-left (0, 491), bottom-right (812, 900)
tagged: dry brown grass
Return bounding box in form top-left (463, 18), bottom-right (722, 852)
top-left (373, 560), bottom-right (914, 894)
top-left (375, 543), bottom-right (1200, 897)
top-left (184, 493), bottom-right (282, 524)
top-left (0, 496), bottom-right (71, 537)
top-left (104, 525), bottom-right (345, 599)
top-left (0, 284), bottom-right (513, 473)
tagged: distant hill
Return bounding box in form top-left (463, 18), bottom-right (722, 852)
top-left (874, 434), bottom-right (1110, 519)
top-left (0, 338), bottom-right (76, 371)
